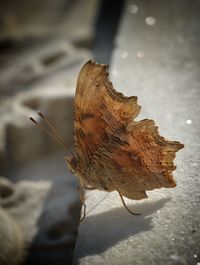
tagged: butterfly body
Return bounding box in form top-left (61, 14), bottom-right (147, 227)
top-left (66, 60), bottom-right (183, 201)
top-left (66, 156), bottom-right (114, 192)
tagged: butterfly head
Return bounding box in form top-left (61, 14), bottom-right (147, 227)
top-left (65, 156), bottom-right (79, 174)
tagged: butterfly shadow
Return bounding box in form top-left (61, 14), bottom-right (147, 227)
top-left (75, 197), bottom-right (171, 259)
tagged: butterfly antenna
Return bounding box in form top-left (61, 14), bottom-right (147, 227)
top-left (37, 111), bottom-right (74, 154)
top-left (30, 113), bottom-right (74, 156)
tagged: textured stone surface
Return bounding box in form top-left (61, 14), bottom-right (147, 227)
top-left (0, 158), bottom-right (80, 265)
top-left (0, 41), bottom-right (92, 169)
top-left (0, 40), bottom-right (91, 95)
top-left (0, 86), bottom-right (79, 264)
top-left (73, 1), bottom-right (200, 264)
top-left (0, 85), bottom-right (81, 264)
top-left (0, 0), bottom-right (99, 41)
top-left (0, 44), bottom-right (92, 264)
top-left (0, 206), bottom-right (25, 265)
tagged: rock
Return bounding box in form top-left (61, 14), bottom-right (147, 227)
top-left (0, 44), bottom-right (91, 170)
top-left (0, 40), bottom-right (91, 95)
top-left (0, 172), bottom-right (80, 265)
top-left (0, 0), bottom-right (99, 41)
top-left (0, 148), bottom-right (7, 175)
top-left (0, 7), bottom-right (96, 262)
top-left (0, 49), bottom-right (88, 263)
top-left (0, 208), bottom-right (25, 265)
top-left (0, 177), bottom-right (25, 265)
top-left (4, 89), bottom-right (75, 169)
top-left (0, 176), bottom-right (14, 198)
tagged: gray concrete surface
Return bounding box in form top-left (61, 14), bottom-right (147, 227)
top-left (73, 1), bottom-right (200, 264)
top-left (0, 41), bottom-right (92, 265)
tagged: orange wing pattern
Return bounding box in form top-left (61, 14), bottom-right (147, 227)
top-left (74, 60), bottom-right (183, 199)
top-left (87, 119), bottom-right (183, 199)
top-left (74, 60), bottom-right (140, 171)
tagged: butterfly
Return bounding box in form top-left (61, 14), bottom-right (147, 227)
top-left (30, 60), bottom-right (184, 220)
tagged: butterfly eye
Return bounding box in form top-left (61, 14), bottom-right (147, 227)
top-left (64, 156), bottom-right (78, 174)
top-left (71, 157), bottom-right (79, 170)
top-left (65, 156), bottom-right (74, 173)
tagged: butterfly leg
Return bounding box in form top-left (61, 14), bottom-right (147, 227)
top-left (108, 176), bottom-right (140, 216)
top-left (77, 184), bottom-right (87, 222)
top-left (116, 188), bottom-right (141, 216)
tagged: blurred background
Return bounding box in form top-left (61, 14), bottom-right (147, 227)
top-left (0, 1), bottom-right (125, 265)
top-left (0, 1), bottom-right (200, 265)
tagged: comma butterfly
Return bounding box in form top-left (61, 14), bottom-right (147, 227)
top-left (30, 60), bottom-right (184, 220)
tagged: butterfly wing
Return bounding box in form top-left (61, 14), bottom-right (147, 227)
top-left (74, 60), bottom-right (140, 171)
top-left (74, 60), bottom-right (183, 198)
top-left (88, 119), bottom-right (183, 199)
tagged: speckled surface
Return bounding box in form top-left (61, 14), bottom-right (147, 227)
top-left (73, 1), bottom-right (200, 264)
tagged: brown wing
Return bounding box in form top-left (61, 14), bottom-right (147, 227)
top-left (74, 60), bottom-right (140, 171)
top-left (88, 119), bottom-right (183, 199)
top-left (74, 60), bottom-right (183, 198)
